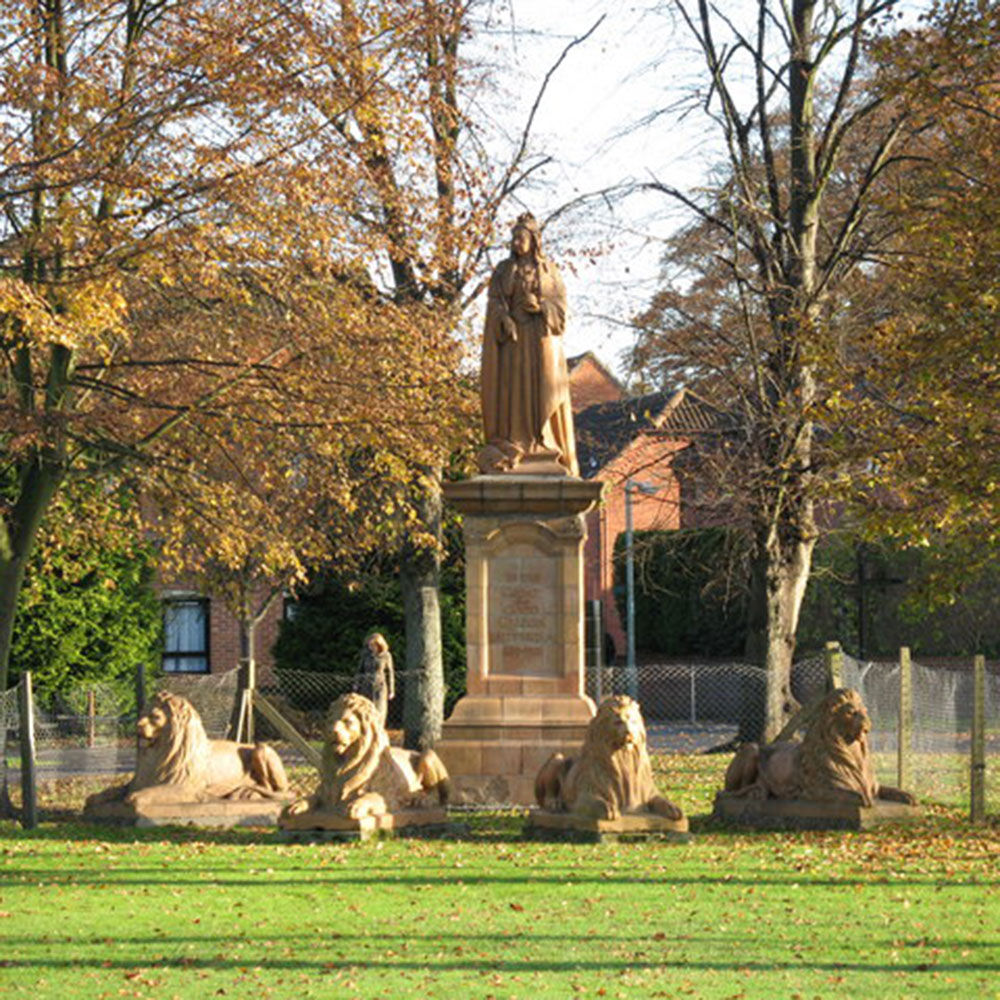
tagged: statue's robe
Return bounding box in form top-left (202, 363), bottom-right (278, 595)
top-left (480, 253), bottom-right (578, 476)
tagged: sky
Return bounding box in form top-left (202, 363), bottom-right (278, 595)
top-left (478, 1), bottom-right (738, 380)
top-left (478, 0), bottom-right (927, 380)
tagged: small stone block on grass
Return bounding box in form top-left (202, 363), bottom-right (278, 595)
top-left (526, 809), bottom-right (691, 843)
top-left (712, 792), bottom-right (923, 831)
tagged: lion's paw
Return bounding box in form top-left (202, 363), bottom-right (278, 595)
top-left (648, 796), bottom-right (684, 821)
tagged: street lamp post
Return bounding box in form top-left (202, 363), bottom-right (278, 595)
top-left (624, 478), bottom-right (659, 701)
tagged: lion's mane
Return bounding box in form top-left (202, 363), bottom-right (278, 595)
top-left (132, 691), bottom-right (212, 792)
top-left (318, 693), bottom-right (389, 807)
top-left (797, 687), bottom-right (879, 805)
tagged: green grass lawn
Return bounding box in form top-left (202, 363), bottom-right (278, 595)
top-left (1, 756), bottom-right (998, 1000)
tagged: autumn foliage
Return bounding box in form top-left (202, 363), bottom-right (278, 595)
top-left (840, 1), bottom-right (999, 565)
top-left (0, 1), bottom-right (492, 688)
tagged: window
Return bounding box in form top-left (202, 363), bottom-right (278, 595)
top-left (283, 592), bottom-right (301, 621)
top-left (162, 598), bottom-right (210, 673)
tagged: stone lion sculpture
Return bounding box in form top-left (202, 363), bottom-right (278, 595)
top-left (723, 687), bottom-right (916, 806)
top-left (281, 693), bottom-right (449, 824)
top-left (86, 691), bottom-right (289, 810)
top-left (535, 695), bottom-right (683, 821)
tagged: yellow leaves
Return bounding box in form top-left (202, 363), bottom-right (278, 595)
top-left (0, 279), bottom-right (61, 345)
top-left (0, 276), bottom-right (128, 356)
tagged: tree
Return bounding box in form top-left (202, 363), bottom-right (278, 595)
top-left (272, 547), bottom-right (468, 719)
top-left (136, 277), bottom-right (461, 672)
top-left (632, 1), bottom-right (922, 738)
top-left (0, 1), bottom-right (466, 691)
top-left (8, 480), bottom-right (159, 699)
top-left (840, 0), bottom-right (999, 574)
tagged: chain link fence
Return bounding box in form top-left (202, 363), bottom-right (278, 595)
top-left (257, 667), bottom-right (447, 741)
top-left (841, 652), bottom-right (999, 812)
top-left (1, 681), bottom-right (19, 815)
top-left (583, 652), bottom-right (998, 813)
top-left (3, 650), bottom-right (996, 820)
top-left (1, 669), bottom-right (243, 813)
top-left (584, 654), bottom-right (832, 752)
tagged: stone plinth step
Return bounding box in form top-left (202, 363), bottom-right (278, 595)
top-left (443, 476), bottom-right (603, 517)
top-left (277, 808), bottom-right (454, 841)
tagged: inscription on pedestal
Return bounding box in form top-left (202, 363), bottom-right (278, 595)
top-left (489, 546), bottom-right (557, 677)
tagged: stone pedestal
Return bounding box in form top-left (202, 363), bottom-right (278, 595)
top-left (84, 797), bottom-right (291, 829)
top-left (712, 792), bottom-right (923, 831)
top-left (437, 476), bottom-right (604, 804)
top-left (526, 810), bottom-right (690, 843)
top-left (278, 807), bottom-right (451, 841)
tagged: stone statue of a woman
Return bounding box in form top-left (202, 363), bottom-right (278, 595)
top-left (479, 212), bottom-right (578, 477)
top-left (354, 632), bottom-right (395, 726)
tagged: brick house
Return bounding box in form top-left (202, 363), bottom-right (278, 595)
top-left (157, 582), bottom-right (285, 681)
top-left (567, 351), bottom-right (626, 410)
top-left (568, 354), bottom-right (723, 658)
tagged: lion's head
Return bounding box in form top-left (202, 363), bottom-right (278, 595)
top-left (799, 687), bottom-right (878, 804)
top-left (805, 688), bottom-right (872, 746)
top-left (586, 694), bottom-right (647, 754)
top-left (318, 693), bottom-right (389, 806)
top-left (132, 691), bottom-right (211, 791)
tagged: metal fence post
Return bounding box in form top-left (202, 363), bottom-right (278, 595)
top-left (135, 663), bottom-right (146, 757)
top-left (971, 654), bottom-right (986, 824)
top-left (18, 672), bottom-right (37, 830)
top-left (586, 600), bottom-right (604, 705)
top-left (824, 641), bottom-right (843, 690)
top-left (897, 646), bottom-right (912, 791)
top-left (86, 687), bottom-right (96, 748)
top-left (135, 663), bottom-right (146, 714)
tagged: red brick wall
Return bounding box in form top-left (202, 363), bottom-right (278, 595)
top-left (569, 356), bottom-right (623, 412)
top-left (584, 433), bottom-right (690, 657)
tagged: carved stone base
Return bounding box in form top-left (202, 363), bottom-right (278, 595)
top-left (84, 797), bottom-right (291, 829)
top-left (439, 476), bottom-right (603, 807)
top-left (526, 809), bottom-right (691, 843)
top-left (437, 692), bottom-right (594, 805)
top-left (713, 792), bottom-right (923, 830)
top-left (277, 807), bottom-right (451, 841)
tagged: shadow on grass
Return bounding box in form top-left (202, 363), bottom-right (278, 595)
top-left (3, 862), bottom-right (995, 888)
top-left (1, 801), bottom-right (991, 851)
top-left (1, 950), bottom-right (997, 977)
top-left (3, 929), bottom-right (998, 951)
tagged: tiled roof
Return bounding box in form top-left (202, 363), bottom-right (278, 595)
top-left (573, 387), bottom-right (729, 478)
top-left (567, 351), bottom-right (624, 389)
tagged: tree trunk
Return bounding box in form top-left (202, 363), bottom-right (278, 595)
top-left (400, 479), bottom-right (444, 750)
top-left (0, 462), bottom-right (64, 690)
top-left (744, 494), bottom-right (817, 742)
top-left (239, 608), bottom-right (255, 665)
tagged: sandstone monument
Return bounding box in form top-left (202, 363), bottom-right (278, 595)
top-left (714, 687), bottom-right (921, 829)
top-left (279, 693), bottom-right (449, 837)
top-left (84, 691), bottom-right (291, 827)
top-left (478, 211), bottom-right (578, 477)
top-left (436, 213), bottom-right (602, 803)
